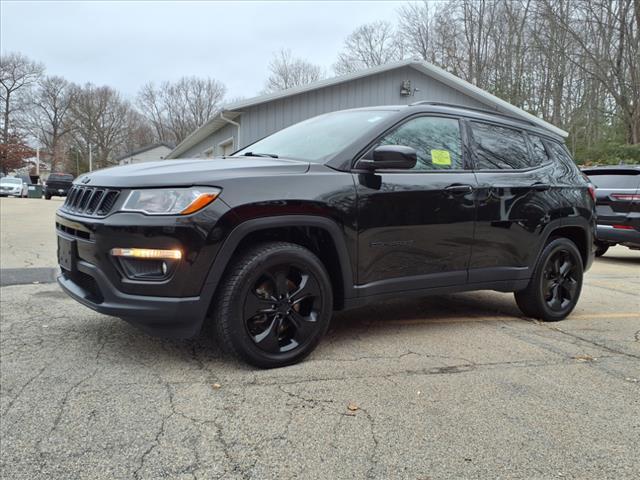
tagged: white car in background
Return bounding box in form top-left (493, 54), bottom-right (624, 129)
top-left (0, 177), bottom-right (29, 198)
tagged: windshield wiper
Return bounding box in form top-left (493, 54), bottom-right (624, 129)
top-left (241, 151), bottom-right (279, 158)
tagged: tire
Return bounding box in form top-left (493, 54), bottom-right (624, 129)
top-left (45, 192), bottom-right (52, 200)
top-left (514, 237), bottom-right (583, 322)
top-left (594, 242), bottom-right (609, 257)
top-left (212, 241), bottom-right (333, 368)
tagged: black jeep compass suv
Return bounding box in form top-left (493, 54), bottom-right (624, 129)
top-left (56, 103), bottom-right (595, 368)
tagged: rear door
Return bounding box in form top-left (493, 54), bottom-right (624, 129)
top-left (466, 120), bottom-right (554, 282)
top-left (355, 115), bottom-right (476, 293)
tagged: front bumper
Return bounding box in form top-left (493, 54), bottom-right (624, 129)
top-left (58, 261), bottom-right (207, 337)
top-left (596, 224), bottom-right (640, 248)
top-left (55, 199), bottom-right (236, 337)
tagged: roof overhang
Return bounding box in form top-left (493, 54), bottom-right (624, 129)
top-left (168, 60), bottom-right (567, 159)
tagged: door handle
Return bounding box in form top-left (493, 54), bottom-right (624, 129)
top-left (444, 184), bottom-right (474, 195)
top-left (531, 183), bottom-right (550, 191)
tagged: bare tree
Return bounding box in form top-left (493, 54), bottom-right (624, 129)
top-left (69, 84), bottom-right (137, 168)
top-left (539, 0), bottom-right (639, 143)
top-left (0, 52), bottom-right (44, 144)
top-left (26, 76), bottom-right (77, 171)
top-left (263, 49), bottom-right (324, 93)
top-left (334, 21), bottom-right (404, 75)
top-left (137, 77), bottom-right (226, 145)
top-left (397, 1), bottom-right (438, 63)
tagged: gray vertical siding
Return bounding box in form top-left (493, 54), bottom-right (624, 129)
top-left (181, 66), bottom-right (491, 157)
top-left (180, 123), bottom-right (239, 158)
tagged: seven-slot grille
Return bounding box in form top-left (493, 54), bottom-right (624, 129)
top-left (61, 186), bottom-right (120, 217)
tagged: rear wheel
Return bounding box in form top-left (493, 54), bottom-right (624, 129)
top-left (515, 237), bottom-right (583, 321)
top-left (44, 192), bottom-right (51, 200)
top-left (594, 242), bottom-right (609, 257)
top-left (212, 241), bottom-right (333, 368)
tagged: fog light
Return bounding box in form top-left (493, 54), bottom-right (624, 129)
top-left (110, 248), bottom-right (182, 260)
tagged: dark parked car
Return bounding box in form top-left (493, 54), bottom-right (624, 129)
top-left (582, 166), bottom-right (640, 256)
top-left (56, 104), bottom-right (595, 368)
top-left (45, 173), bottom-right (74, 199)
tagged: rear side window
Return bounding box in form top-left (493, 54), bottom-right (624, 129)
top-left (529, 135), bottom-right (550, 165)
top-left (470, 122), bottom-right (530, 170)
top-left (376, 116), bottom-right (462, 170)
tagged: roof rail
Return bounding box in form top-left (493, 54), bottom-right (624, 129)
top-left (408, 101), bottom-right (537, 127)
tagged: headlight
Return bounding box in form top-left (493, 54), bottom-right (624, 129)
top-left (122, 187), bottom-right (221, 215)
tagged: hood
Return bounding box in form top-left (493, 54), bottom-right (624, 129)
top-left (77, 157), bottom-right (311, 188)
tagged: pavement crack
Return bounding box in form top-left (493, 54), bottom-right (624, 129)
top-left (2, 364), bottom-right (47, 417)
top-left (133, 383), bottom-right (176, 480)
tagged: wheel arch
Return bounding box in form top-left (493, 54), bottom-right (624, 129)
top-left (538, 217), bottom-right (594, 270)
top-left (201, 215), bottom-right (356, 311)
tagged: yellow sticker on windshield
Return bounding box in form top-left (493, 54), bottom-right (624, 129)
top-left (431, 150), bottom-right (451, 166)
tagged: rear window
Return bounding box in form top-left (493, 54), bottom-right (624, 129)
top-left (49, 174), bottom-right (73, 181)
top-left (584, 172), bottom-right (640, 189)
top-left (469, 122), bottom-right (531, 169)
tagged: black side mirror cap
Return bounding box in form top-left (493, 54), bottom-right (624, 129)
top-left (356, 145), bottom-right (417, 171)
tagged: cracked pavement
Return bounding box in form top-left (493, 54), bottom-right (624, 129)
top-left (1, 197), bottom-right (639, 479)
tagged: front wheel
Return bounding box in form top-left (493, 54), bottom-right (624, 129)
top-left (212, 242), bottom-right (333, 368)
top-left (515, 237), bottom-right (583, 321)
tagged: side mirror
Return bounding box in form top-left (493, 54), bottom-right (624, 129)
top-left (357, 145), bottom-right (417, 171)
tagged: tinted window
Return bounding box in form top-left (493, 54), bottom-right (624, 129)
top-left (529, 135), bottom-right (549, 165)
top-left (470, 122), bottom-right (530, 169)
top-left (49, 174), bottom-right (73, 181)
top-left (546, 141), bottom-right (575, 165)
top-left (234, 110), bottom-right (394, 163)
top-left (584, 173), bottom-right (640, 189)
top-left (376, 116), bottom-right (462, 170)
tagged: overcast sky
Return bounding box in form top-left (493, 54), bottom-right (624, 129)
top-left (1, 0), bottom-right (404, 100)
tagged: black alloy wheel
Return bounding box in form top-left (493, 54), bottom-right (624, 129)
top-left (213, 241), bottom-right (333, 368)
top-left (541, 249), bottom-right (579, 312)
top-left (515, 237), bottom-right (583, 321)
top-left (244, 265), bottom-right (322, 354)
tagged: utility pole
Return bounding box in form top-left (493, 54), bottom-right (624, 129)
top-left (75, 150), bottom-right (79, 176)
top-left (36, 147), bottom-right (40, 176)
top-left (89, 144), bottom-right (93, 172)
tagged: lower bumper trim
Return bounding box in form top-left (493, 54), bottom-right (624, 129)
top-left (57, 260), bottom-right (208, 338)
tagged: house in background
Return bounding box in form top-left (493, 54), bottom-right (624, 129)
top-left (168, 59), bottom-right (567, 159)
top-left (117, 143), bottom-right (173, 165)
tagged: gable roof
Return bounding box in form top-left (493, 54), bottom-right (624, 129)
top-left (168, 60), bottom-right (567, 159)
top-left (116, 142), bottom-right (173, 162)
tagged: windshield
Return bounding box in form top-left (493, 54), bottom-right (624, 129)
top-left (233, 109), bottom-right (394, 162)
top-left (1, 178), bottom-right (22, 185)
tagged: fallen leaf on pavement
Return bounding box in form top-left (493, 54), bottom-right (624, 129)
top-left (212, 383), bottom-right (221, 389)
top-left (347, 402), bottom-right (359, 412)
top-left (572, 354), bottom-right (595, 362)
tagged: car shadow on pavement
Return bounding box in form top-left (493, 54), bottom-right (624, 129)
top-left (83, 291), bottom-right (524, 369)
top-left (596, 254), bottom-right (640, 265)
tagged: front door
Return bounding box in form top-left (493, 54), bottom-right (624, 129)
top-left (355, 115), bottom-right (476, 295)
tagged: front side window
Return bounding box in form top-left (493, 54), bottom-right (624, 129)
top-left (470, 122), bottom-right (530, 170)
top-left (375, 116), bottom-right (463, 171)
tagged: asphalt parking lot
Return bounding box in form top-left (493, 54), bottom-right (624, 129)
top-left (1, 196), bottom-right (639, 479)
